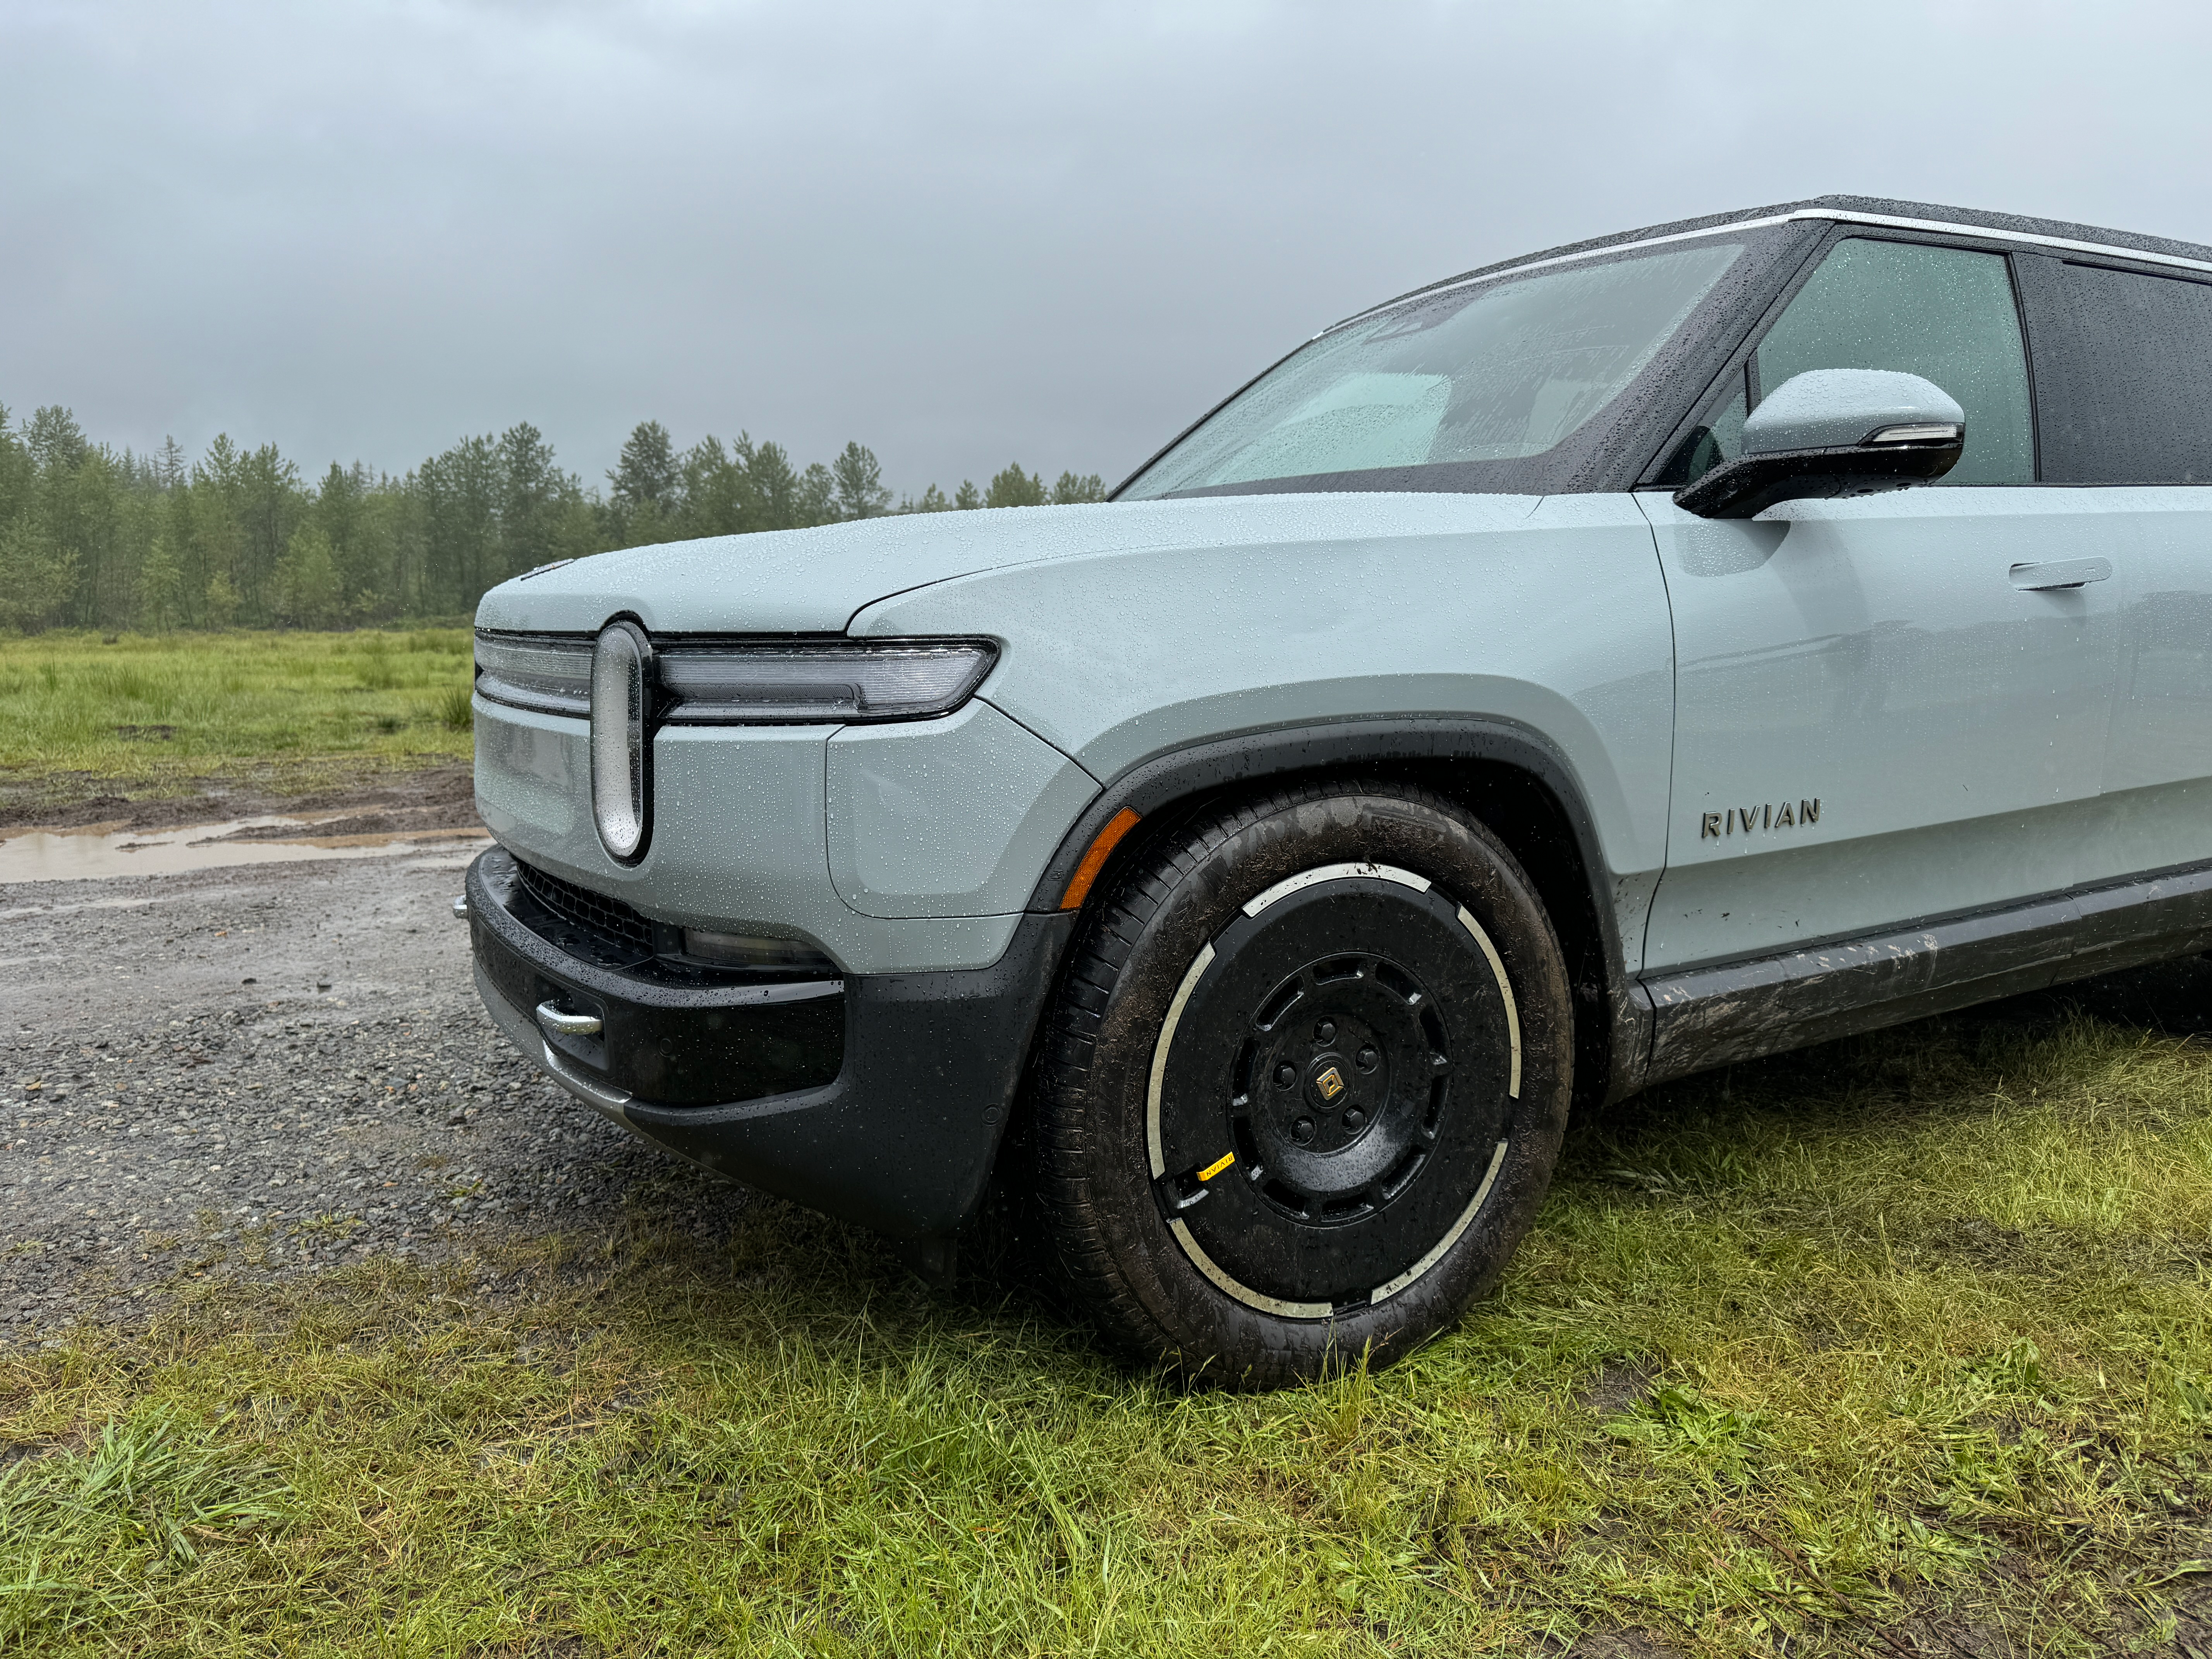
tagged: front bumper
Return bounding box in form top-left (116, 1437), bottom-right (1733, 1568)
top-left (466, 847), bottom-right (1075, 1245)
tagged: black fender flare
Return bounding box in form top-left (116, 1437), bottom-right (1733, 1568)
top-left (1020, 716), bottom-right (1652, 1107)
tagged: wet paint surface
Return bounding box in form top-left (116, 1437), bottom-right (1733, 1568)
top-left (0, 816), bottom-right (491, 883)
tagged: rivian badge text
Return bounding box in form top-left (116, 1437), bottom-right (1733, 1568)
top-left (1700, 799), bottom-right (1821, 840)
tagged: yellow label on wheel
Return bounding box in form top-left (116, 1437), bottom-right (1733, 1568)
top-left (1198, 1151), bottom-right (1236, 1182)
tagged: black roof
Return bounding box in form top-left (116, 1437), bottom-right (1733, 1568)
top-left (1420, 193), bottom-right (2212, 299)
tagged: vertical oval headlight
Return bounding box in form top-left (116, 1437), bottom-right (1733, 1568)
top-left (590, 621), bottom-right (652, 862)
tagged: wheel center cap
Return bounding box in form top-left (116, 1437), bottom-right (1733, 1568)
top-left (1280, 1039), bottom-right (1386, 1155)
top-left (1305, 1055), bottom-right (1351, 1109)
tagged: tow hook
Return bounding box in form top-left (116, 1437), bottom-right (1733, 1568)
top-left (536, 1002), bottom-right (603, 1039)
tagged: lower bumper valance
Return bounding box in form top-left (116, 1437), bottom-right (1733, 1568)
top-left (465, 847), bottom-right (1076, 1243)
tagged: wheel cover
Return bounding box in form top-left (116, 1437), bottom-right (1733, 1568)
top-left (1147, 862), bottom-right (1518, 1317)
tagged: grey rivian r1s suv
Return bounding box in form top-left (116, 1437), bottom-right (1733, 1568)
top-left (466, 194), bottom-right (2212, 1387)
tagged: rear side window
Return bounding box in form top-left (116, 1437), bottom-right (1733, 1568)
top-left (1662, 237), bottom-right (2034, 486)
top-left (2032, 261), bottom-right (2212, 483)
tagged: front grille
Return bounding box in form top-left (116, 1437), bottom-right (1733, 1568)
top-left (514, 859), bottom-right (654, 955)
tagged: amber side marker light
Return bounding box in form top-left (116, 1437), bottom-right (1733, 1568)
top-left (1058, 807), bottom-right (1142, 910)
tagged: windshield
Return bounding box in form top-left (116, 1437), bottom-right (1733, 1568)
top-left (1120, 239), bottom-right (1745, 499)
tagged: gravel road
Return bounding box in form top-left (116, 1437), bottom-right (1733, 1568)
top-left (0, 851), bottom-right (753, 1346)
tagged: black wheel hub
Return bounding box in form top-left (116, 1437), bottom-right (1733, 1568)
top-left (1238, 961), bottom-right (1440, 1222)
top-left (1151, 871), bottom-right (1518, 1312)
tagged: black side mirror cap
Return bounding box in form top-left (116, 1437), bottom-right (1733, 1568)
top-left (1674, 367), bottom-right (1967, 519)
top-left (1674, 427), bottom-right (1965, 519)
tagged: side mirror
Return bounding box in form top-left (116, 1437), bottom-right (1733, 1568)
top-left (1674, 369), bottom-right (1966, 519)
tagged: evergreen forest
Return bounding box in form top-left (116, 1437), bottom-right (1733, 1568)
top-left (0, 404), bottom-right (1108, 632)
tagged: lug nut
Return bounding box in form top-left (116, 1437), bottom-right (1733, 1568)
top-left (1275, 1063), bottom-right (1297, 1089)
top-left (1343, 1108), bottom-right (1366, 1131)
top-left (1291, 1116), bottom-right (1317, 1144)
top-left (1356, 1046), bottom-right (1378, 1072)
top-left (1316, 1019), bottom-right (1337, 1043)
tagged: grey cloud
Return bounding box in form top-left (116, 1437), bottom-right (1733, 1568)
top-left (4, 0), bottom-right (2209, 493)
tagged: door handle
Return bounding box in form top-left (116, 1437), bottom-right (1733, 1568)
top-left (2009, 558), bottom-right (2112, 591)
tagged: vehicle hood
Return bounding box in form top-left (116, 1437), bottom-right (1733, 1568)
top-left (472, 494), bottom-right (1543, 635)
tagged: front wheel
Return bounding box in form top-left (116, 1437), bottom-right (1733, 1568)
top-left (1034, 782), bottom-right (1573, 1388)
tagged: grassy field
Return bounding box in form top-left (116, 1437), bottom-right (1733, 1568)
top-left (0, 628), bottom-right (475, 808)
top-left (4, 983), bottom-right (2209, 1656)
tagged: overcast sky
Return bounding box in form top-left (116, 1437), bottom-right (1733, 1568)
top-left (5, 0), bottom-right (2210, 498)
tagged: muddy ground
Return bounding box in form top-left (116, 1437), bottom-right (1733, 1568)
top-left (0, 830), bottom-right (758, 1347)
top-left (0, 759), bottom-right (479, 834)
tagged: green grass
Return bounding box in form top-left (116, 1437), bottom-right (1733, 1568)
top-left (5, 991), bottom-right (2209, 1654)
top-left (0, 629), bottom-right (474, 804)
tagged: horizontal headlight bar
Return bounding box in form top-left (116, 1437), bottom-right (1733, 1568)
top-left (474, 633), bottom-right (592, 716)
top-left (473, 632), bottom-right (997, 725)
top-left (656, 641), bottom-right (996, 724)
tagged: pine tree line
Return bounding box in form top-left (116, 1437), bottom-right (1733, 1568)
top-left (0, 405), bottom-right (1108, 632)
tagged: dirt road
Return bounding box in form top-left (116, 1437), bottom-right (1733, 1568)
top-left (0, 847), bottom-right (752, 1345)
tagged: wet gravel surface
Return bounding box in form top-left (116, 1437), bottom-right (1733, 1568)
top-left (0, 854), bottom-right (751, 1346)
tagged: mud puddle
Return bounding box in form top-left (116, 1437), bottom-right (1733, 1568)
top-left (0, 814), bottom-right (491, 882)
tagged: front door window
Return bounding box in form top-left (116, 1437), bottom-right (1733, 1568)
top-left (1664, 237), bottom-right (2035, 486)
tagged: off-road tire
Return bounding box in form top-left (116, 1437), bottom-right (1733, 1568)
top-left (1034, 780), bottom-right (1572, 1388)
